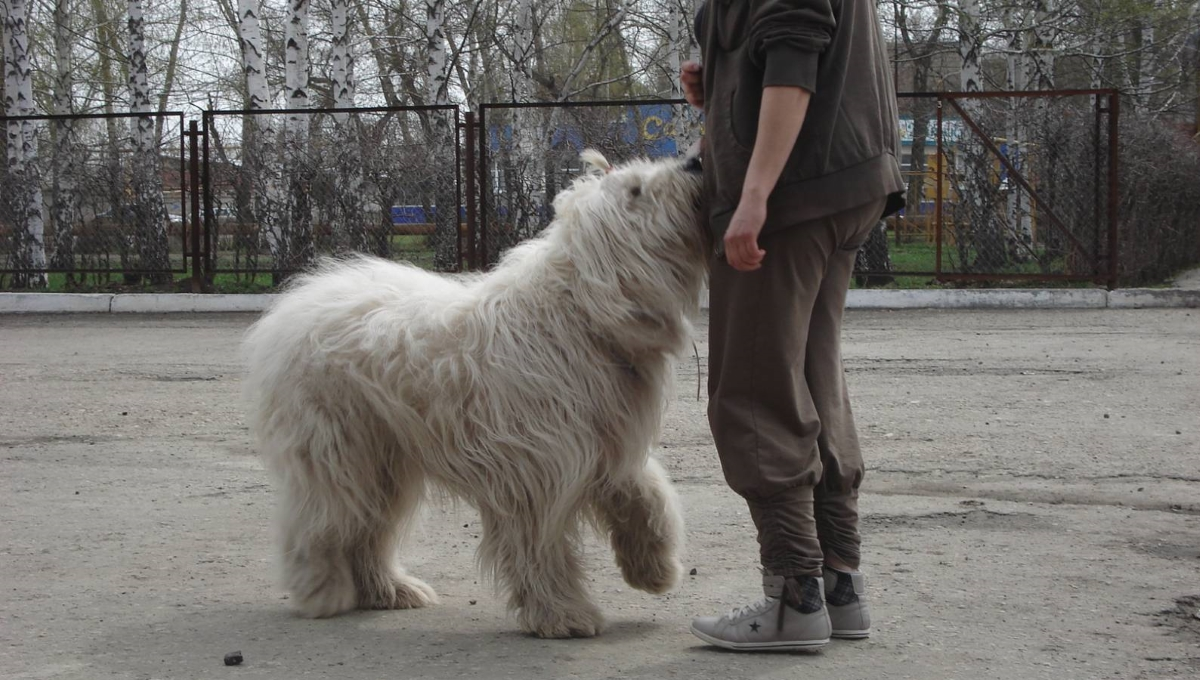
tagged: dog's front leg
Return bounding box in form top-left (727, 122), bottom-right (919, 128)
top-left (478, 508), bottom-right (604, 638)
top-left (592, 456), bottom-right (685, 595)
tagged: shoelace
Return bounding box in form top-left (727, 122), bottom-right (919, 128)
top-left (724, 596), bottom-right (777, 622)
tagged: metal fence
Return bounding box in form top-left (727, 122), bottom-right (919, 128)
top-left (1, 112), bottom-right (186, 287)
top-left (196, 105), bottom-right (461, 285)
top-left (475, 100), bottom-right (702, 267)
top-left (860, 90), bottom-right (1120, 287)
top-left (2, 94), bottom-right (1132, 290)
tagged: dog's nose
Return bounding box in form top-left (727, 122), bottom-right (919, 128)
top-left (683, 156), bottom-right (703, 175)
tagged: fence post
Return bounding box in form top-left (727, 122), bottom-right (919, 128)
top-left (478, 106), bottom-right (489, 269)
top-left (935, 96), bottom-right (944, 279)
top-left (201, 113), bottom-right (214, 284)
top-left (464, 111), bottom-right (478, 271)
top-left (187, 120), bottom-right (203, 292)
top-left (1107, 92), bottom-right (1120, 291)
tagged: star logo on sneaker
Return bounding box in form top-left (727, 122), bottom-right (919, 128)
top-left (749, 621), bottom-right (761, 633)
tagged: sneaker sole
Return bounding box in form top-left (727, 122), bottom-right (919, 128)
top-left (690, 625), bottom-right (829, 652)
top-left (831, 629), bottom-right (870, 640)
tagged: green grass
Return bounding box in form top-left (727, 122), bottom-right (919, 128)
top-left (5, 236), bottom-right (1111, 293)
top-left (849, 238), bottom-right (1105, 289)
top-left (3, 235), bottom-right (446, 293)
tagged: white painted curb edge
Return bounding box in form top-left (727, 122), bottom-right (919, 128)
top-left (1, 289), bottom-right (1197, 314)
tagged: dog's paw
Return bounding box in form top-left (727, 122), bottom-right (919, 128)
top-left (365, 574), bottom-right (439, 610)
top-left (618, 551), bottom-right (683, 595)
top-left (292, 579), bottom-right (358, 619)
top-left (519, 601), bottom-right (605, 639)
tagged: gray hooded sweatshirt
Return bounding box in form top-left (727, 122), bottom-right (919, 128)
top-left (697, 0), bottom-right (906, 245)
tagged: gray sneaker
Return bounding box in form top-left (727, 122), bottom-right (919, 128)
top-left (690, 575), bottom-right (831, 651)
top-left (823, 567), bottom-right (870, 639)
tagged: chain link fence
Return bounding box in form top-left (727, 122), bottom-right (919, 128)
top-left (1, 112), bottom-right (186, 288)
top-left (476, 100), bottom-right (702, 266)
top-left (201, 105), bottom-right (461, 284)
top-left (10, 95), bottom-right (1199, 291)
top-left (1115, 112), bottom-right (1200, 286)
top-left (859, 91), bottom-right (1119, 286)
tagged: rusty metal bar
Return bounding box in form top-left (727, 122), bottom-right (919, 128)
top-left (201, 112), bottom-right (214, 280)
top-left (453, 106), bottom-right (464, 272)
top-left (935, 96), bottom-right (944, 277)
top-left (187, 121), bottom-right (203, 291)
top-left (940, 88), bottom-right (1119, 100)
top-left (945, 97), bottom-right (1091, 259)
top-left (478, 106), bottom-right (490, 269)
top-left (178, 114), bottom-right (188, 274)
top-left (1107, 92), bottom-right (1120, 290)
top-left (938, 272), bottom-right (1100, 282)
top-left (464, 111), bottom-right (478, 271)
top-left (1092, 94), bottom-right (1102, 278)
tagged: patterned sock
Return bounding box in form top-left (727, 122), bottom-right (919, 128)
top-left (824, 568), bottom-right (860, 607)
top-left (781, 576), bottom-right (824, 615)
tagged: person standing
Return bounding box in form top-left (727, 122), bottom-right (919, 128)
top-left (682, 0), bottom-right (905, 651)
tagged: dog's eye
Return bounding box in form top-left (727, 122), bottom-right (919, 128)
top-left (630, 185), bottom-right (641, 198)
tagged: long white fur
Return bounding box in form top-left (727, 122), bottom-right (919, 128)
top-left (242, 151), bottom-right (708, 638)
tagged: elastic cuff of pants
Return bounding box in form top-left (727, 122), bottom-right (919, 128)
top-left (818, 539), bottom-right (861, 570)
top-left (747, 485), bottom-right (815, 508)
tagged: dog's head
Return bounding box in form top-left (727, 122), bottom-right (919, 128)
top-left (543, 150), bottom-right (710, 352)
top-left (555, 150), bottom-right (708, 267)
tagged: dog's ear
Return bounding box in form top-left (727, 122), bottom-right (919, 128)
top-left (580, 149), bottom-right (612, 176)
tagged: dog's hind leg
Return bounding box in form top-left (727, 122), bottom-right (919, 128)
top-left (478, 506), bottom-right (604, 639)
top-left (591, 456), bottom-right (685, 595)
top-left (277, 479), bottom-right (359, 618)
top-left (348, 460), bottom-right (438, 611)
top-left (276, 441), bottom-right (436, 617)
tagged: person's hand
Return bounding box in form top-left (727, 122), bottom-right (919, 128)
top-left (724, 196), bottom-right (767, 271)
top-left (681, 61), bottom-right (704, 110)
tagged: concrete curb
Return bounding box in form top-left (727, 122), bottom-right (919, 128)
top-left (0, 293), bottom-right (115, 314)
top-left (108, 294), bottom-right (274, 314)
top-left (1107, 289), bottom-right (1200, 309)
top-left (844, 288), bottom-right (1110, 310)
top-left (1, 289), bottom-right (1197, 314)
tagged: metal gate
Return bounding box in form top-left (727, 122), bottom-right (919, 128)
top-left (187, 105), bottom-right (464, 288)
top-left (858, 89), bottom-right (1120, 288)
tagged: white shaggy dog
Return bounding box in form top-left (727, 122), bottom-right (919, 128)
top-left (242, 151), bottom-right (709, 638)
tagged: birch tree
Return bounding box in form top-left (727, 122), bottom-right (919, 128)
top-left (424, 0), bottom-right (458, 269)
top-left (49, 0), bottom-right (79, 277)
top-left (329, 0), bottom-right (368, 254)
top-left (283, 0), bottom-right (313, 275)
top-left (3, 0), bottom-right (47, 287)
top-left (127, 0), bottom-right (171, 281)
top-left (237, 0), bottom-right (285, 275)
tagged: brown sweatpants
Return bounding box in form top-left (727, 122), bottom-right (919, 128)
top-left (707, 198), bottom-right (887, 578)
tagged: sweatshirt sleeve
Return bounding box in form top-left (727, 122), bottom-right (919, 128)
top-left (748, 0), bottom-right (837, 93)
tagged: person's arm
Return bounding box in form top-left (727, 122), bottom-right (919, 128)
top-left (723, 0), bottom-right (834, 271)
top-left (723, 86), bottom-right (811, 271)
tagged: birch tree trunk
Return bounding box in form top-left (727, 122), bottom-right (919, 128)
top-left (155, 0), bottom-right (188, 145)
top-left (283, 0), bottom-right (313, 276)
top-left (507, 0), bottom-right (542, 259)
top-left (88, 0), bottom-right (126, 278)
top-left (669, 0), bottom-right (701, 156)
top-left (955, 0), bottom-right (992, 272)
top-left (50, 0), bottom-right (79, 278)
top-left (1003, 7), bottom-right (1033, 262)
top-left (1135, 4), bottom-right (1159, 112)
top-left (330, 0), bottom-right (367, 254)
top-left (1028, 0), bottom-right (1057, 91)
top-left (237, 0), bottom-right (283, 277)
top-left (3, 0), bottom-right (48, 288)
top-left (425, 0), bottom-right (458, 269)
top-left (128, 0), bottom-right (171, 282)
